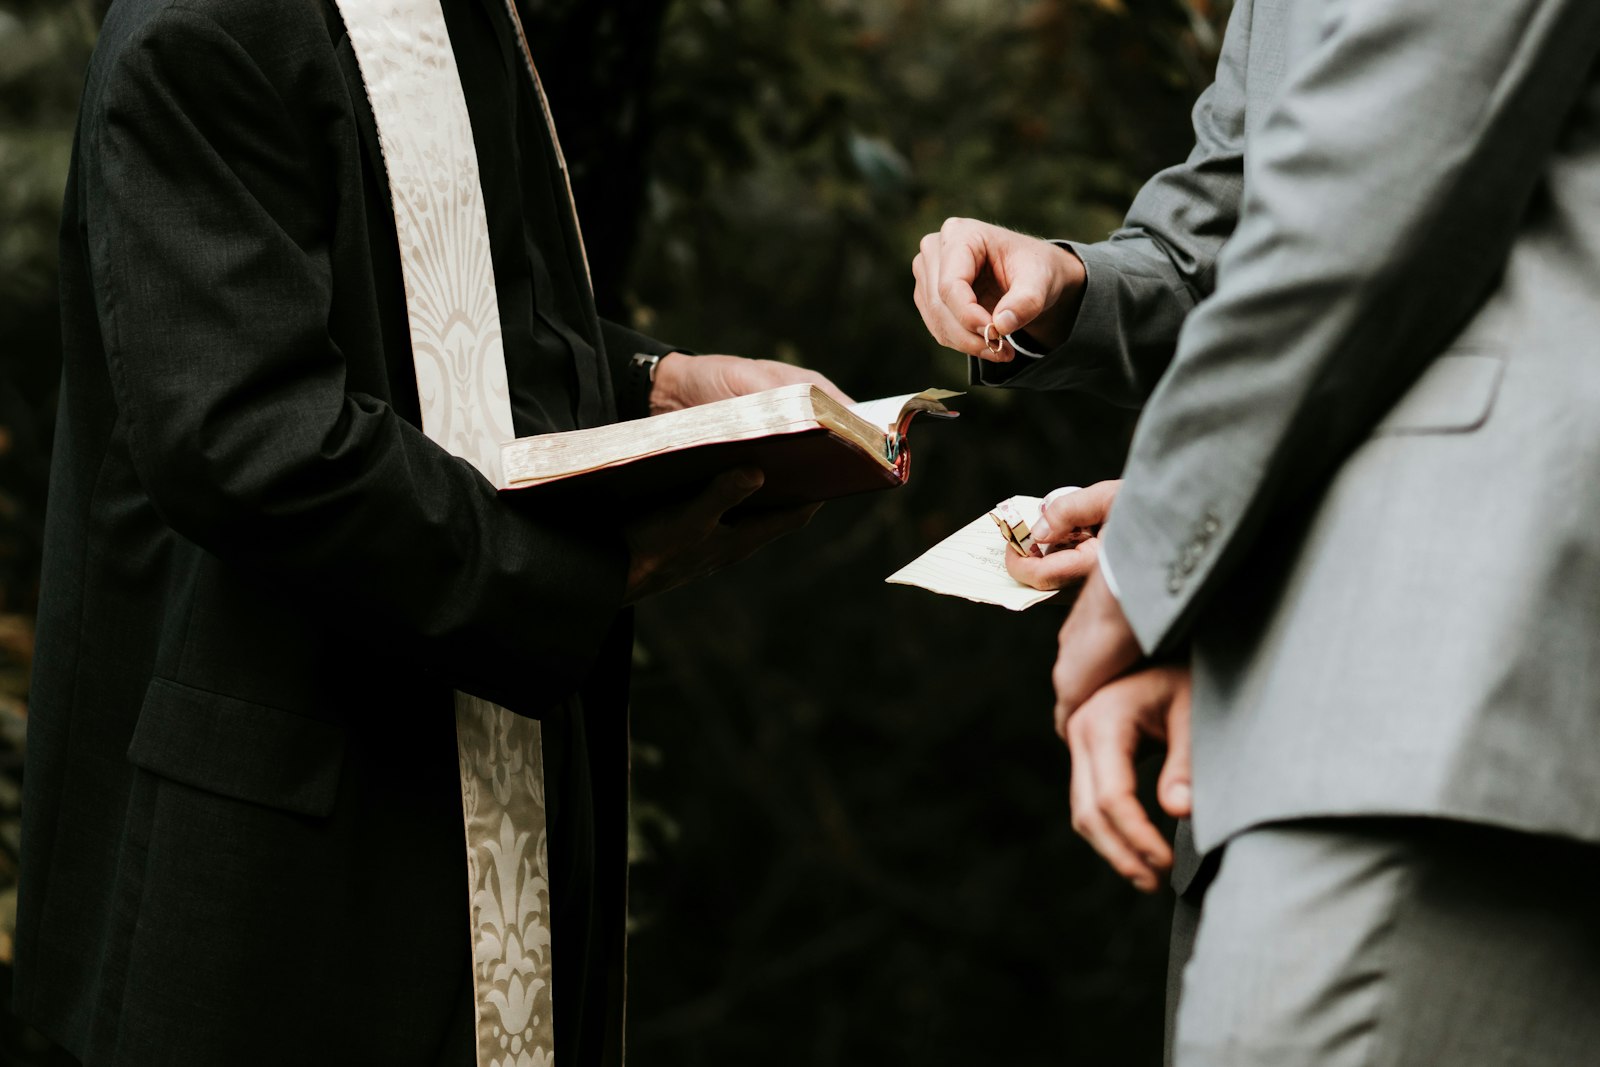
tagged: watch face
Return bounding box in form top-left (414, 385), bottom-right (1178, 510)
top-left (632, 353), bottom-right (661, 382)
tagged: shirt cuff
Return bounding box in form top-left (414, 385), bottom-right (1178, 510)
top-left (1006, 331), bottom-right (1049, 359)
top-left (1005, 242), bottom-right (1080, 359)
top-left (1099, 546), bottom-right (1124, 603)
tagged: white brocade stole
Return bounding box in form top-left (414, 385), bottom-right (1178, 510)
top-left (331, 1), bottom-right (588, 1063)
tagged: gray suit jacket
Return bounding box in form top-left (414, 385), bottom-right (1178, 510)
top-left (995, 0), bottom-right (1600, 856)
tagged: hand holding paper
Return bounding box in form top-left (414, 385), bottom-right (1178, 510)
top-left (1004, 480), bottom-right (1119, 590)
top-left (886, 482), bottom-right (1115, 609)
top-left (886, 498), bottom-right (1060, 611)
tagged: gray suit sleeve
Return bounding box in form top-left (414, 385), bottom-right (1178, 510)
top-left (971, 0), bottom-right (1253, 404)
top-left (1100, 0), bottom-right (1600, 654)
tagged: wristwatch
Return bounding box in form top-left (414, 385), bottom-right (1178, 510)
top-left (628, 351), bottom-right (664, 417)
top-left (630, 351), bottom-right (663, 384)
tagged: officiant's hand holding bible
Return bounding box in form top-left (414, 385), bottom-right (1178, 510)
top-left (622, 467), bottom-right (820, 603)
top-left (649, 352), bottom-right (854, 414)
top-left (617, 352), bottom-right (841, 601)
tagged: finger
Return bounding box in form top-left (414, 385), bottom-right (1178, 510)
top-left (927, 270), bottom-right (993, 357)
top-left (934, 235), bottom-right (988, 333)
top-left (750, 360), bottom-right (856, 407)
top-left (694, 467), bottom-right (765, 525)
top-left (912, 252), bottom-right (930, 325)
top-left (916, 232), bottom-right (940, 302)
top-left (932, 305), bottom-right (997, 358)
top-left (1004, 539), bottom-right (1099, 590)
top-left (1081, 678), bottom-right (1175, 876)
top-left (989, 256), bottom-right (1053, 337)
top-left (917, 234), bottom-right (989, 355)
top-left (1158, 668), bottom-right (1194, 818)
top-left (748, 362), bottom-right (857, 407)
top-left (1065, 709), bottom-right (1162, 891)
top-left (726, 501), bottom-right (820, 537)
top-left (805, 371), bottom-right (855, 407)
top-left (934, 220), bottom-right (1000, 352)
top-left (913, 235), bottom-right (947, 343)
top-left (1034, 480), bottom-right (1121, 544)
top-left (697, 501), bottom-right (821, 577)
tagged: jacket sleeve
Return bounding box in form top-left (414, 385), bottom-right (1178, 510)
top-left (973, 0), bottom-right (1253, 404)
top-left (600, 318), bottom-right (680, 421)
top-left (87, 4), bottom-right (628, 714)
top-left (1098, 0), bottom-right (1600, 654)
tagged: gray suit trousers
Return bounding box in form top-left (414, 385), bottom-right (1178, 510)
top-left (1172, 818), bottom-right (1600, 1067)
top-left (1164, 820), bottom-right (1216, 1067)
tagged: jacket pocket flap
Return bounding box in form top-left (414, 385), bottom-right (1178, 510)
top-left (127, 678), bottom-right (345, 818)
top-left (1374, 352), bottom-right (1504, 435)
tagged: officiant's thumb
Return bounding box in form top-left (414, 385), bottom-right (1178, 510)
top-left (703, 466), bottom-right (765, 518)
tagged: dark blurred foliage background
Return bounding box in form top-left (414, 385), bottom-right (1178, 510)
top-left (0, 0), bottom-right (1226, 1063)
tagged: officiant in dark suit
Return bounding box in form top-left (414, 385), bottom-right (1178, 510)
top-left (13, 0), bottom-right (844, 1064)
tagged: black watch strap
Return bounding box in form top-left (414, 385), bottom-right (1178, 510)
top-left (627, 351), bottom-right (663, 419)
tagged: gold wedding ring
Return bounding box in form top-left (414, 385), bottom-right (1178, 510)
top-left (983, 321), bottom-right (1005, 355)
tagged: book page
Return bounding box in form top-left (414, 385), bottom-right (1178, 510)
top-left (846, 389), bottom-right (962, 435)
top-left (847, 394), bottom-right (923, 435)
top-left (885, 497), bottom-right (1059, 611)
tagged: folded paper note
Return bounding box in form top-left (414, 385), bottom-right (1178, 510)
top-left (887, 496), bottom-right (1061, 611)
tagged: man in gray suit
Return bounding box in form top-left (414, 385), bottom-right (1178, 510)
top-left (917, 0), bottom-right (1600, 1061)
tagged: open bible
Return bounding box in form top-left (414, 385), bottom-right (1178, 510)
top-left (500, 384), bottom-right (960, 508)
